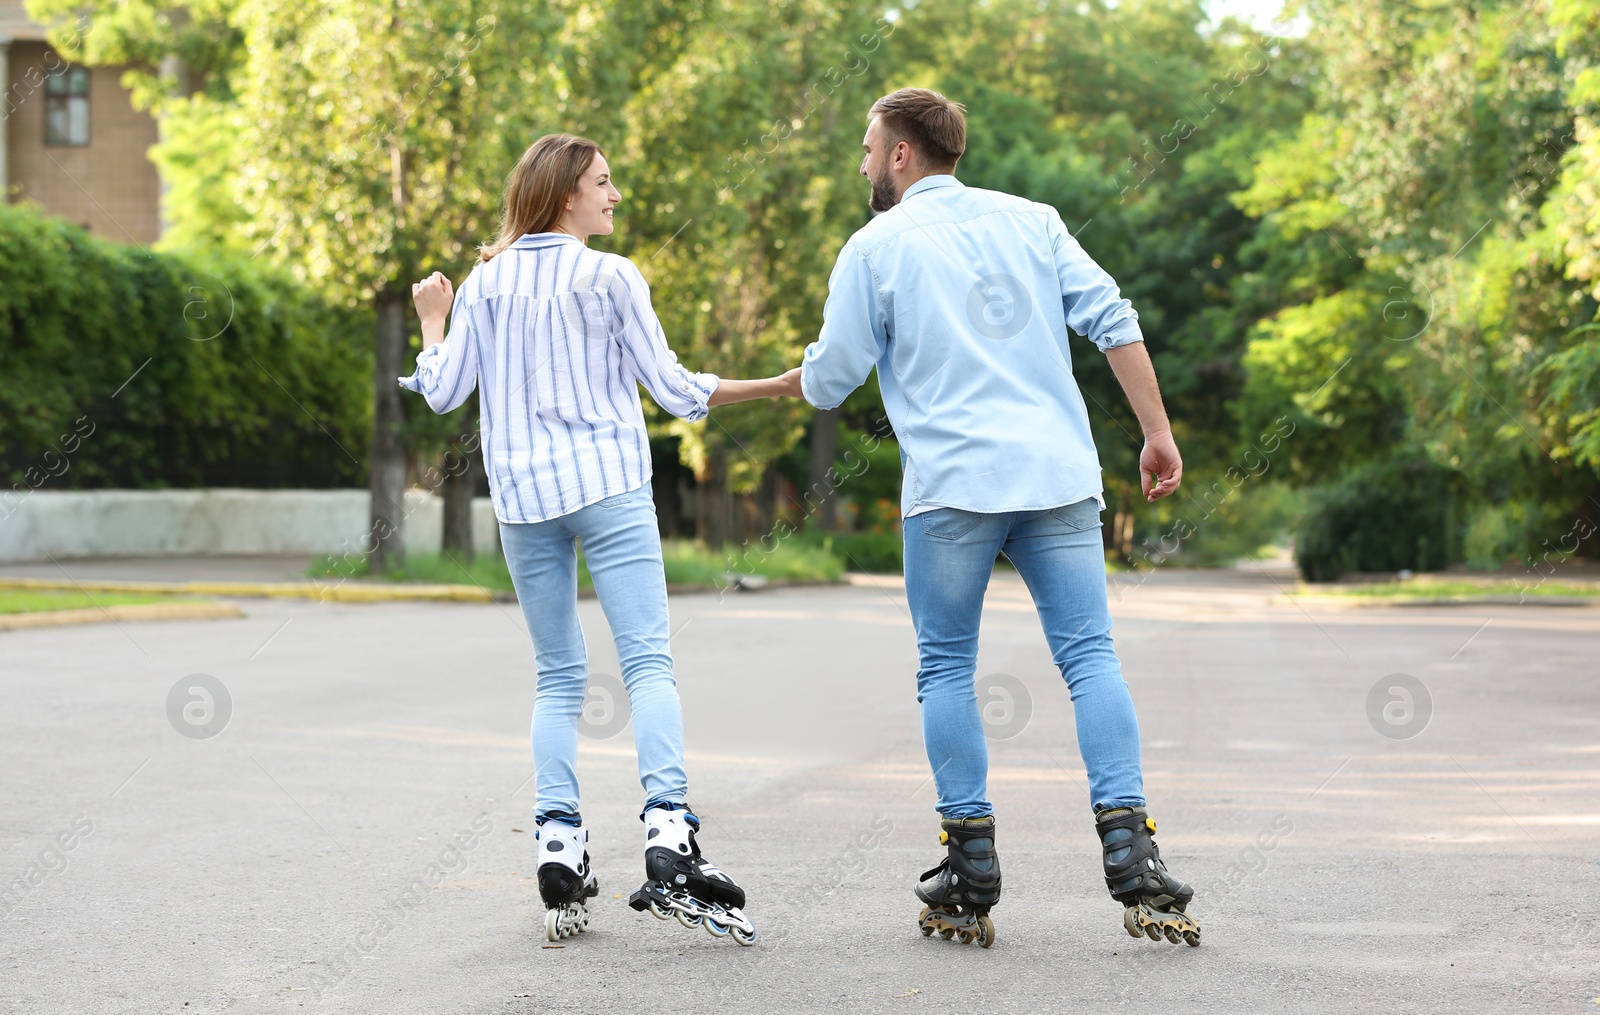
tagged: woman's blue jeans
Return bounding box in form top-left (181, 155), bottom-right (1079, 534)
top-left (902, 496), bottom-right (1146, 818)
top-left (500, 482), bottom-right (687, 821)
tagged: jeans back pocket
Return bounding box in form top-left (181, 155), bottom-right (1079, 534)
top-left (1047, 497), bottom-right (1102, 532)
top-left (921, 507), bottom-right (984, 540)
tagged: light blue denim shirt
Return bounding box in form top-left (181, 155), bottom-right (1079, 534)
top-left (800, 175), bottom-right (1142, 517)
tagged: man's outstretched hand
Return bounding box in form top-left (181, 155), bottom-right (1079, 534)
top-left (1140, 431), bottom-right (1183, 502)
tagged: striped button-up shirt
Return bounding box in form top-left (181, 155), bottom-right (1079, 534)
top-left (398, 233), bottom-right (719, 523)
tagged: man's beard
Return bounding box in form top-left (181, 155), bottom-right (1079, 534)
top-left (868, 164), bottom-right (900, 212)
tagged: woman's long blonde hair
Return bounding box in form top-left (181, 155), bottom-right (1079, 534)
top-left (479, 133), bottom-right (604, 262)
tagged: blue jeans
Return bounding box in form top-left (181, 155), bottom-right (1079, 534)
top-left (500, 481), bottom-right (687, 821)
top-left (903, 496), bottom-right (1145, 818)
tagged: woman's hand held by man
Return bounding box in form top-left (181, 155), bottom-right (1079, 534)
top-left (707, 367), bottom-right (807, 407)
top-left (775, 367), bottom-right (804, 399)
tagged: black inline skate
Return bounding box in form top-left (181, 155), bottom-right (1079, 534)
top-left (1096, 806), bottom-right (1200, 947)
top-left (914, 815), bottom-right (1000, 948)
top-left (536, 814), bottom-right (599, 941)
top-left (627, 805), bottom-right (756, 945)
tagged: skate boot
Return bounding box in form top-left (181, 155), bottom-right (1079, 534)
top-left (914, 815), bottom-right (1000, 948)
top-left (627, 805), bottom-right (756, 945)
top-left (1096, 806), bottom-right (1200, 947)
top-left (536, 815), bottom-right (598, 941)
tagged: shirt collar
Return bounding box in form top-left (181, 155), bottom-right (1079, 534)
top-left (511, 232), bottom-right (584, 250)
top-left (902, 174), bottom-right (964, 202)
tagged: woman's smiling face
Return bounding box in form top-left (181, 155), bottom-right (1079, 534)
top-left (559, 153), bottom-right (621, 239)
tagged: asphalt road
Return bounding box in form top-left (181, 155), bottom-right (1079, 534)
top-left (2, 567), bottom-right (1597, 1014)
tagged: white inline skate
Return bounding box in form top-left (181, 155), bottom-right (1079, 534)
top-left (537, 818), bottom-right (598, 941)
top-left (627, 805), bottom-right (756, 946)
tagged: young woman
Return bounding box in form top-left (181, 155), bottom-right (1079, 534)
top-left (400, 133), bottom-right (800, 945)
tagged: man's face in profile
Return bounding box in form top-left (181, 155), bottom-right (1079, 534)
top-left (860, 117), bottom-right (901, 213)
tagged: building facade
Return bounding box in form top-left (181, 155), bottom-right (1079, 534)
top-left (1, 0), bottom-right (162, 245)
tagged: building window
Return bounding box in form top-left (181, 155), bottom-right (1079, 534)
top-left (44, 65), bottom-right (90, 146)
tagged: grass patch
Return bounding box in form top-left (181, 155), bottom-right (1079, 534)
top-left (309, 538), bottom-right (845, 593)
top-left (1312, 579), bottom-right (1600, 599)
top-left (0, 590), bottom-right (197, 615)
top-left (684, 538), bottom-right (845, 584)
top-left (309, 550), bottom-right (523, 593)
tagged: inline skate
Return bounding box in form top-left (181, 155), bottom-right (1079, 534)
top-left (914, 815), bottom-right (999, 948)
top-left (1096, 806), bottom-right (1200, 947)
top-left (627, 805), bottom-right (756, 946)
top-left (537, 815), bottom-right (599, 941)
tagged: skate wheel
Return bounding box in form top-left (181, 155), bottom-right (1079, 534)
top-left (1144, 922), bottom-right (1164, 942)
top-left (544, 909), bottom-right (561, 943)
top-left (939, 928), bottom-right (955, 941)
top-left (579, 909), bottom-right (591, 932)
top-left (675, 908), bottom-right (702, 929)
top-left (648, 899), bottom-right (672, 921)
top-left (1183, 929), bottom-right (1201, 947)
top-left (730, 924), bottom-right (757, 947)
top-left (705, 918), bottom-right (729, 938)
top-left (975, 914), bottom-right (996, 949)
top-left (920, 925), bottom-right (934, 937)
top-left (1163, 926), bottom-right (1183, 945)
top-left (1122, 908), bottom-right (1143, 939)
top-left (956, 930), bottom-right (974, 944)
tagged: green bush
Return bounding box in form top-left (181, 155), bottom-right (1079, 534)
top-left (1136, 481), bottom-right (1306, 567)
top-left (1294, 457), bottom-right (1462, 581)
top-left (0, 205), bottom-right (371, 490)
top-left (797, 529), bottom-right (903, 573)
top-left (1460, 499), bottom-right (1557, 570)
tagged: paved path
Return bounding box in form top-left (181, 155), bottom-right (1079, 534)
top-left (2, 569), bottom-right (1596, 1013)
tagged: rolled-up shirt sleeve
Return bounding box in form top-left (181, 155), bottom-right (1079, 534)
top-left (605, 257), bottom-right (718, 422)
top-left (1047, 209), bottom-right (1144, 353)
top-left (801, 241), bottom-right (887, 410)
top-left (398, 274), bottom-right (480, 414)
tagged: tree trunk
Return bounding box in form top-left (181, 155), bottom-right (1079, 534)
top-left (696, 448), bottom-right (733, 550)
top-left (369, 288), bottom-right (409, 573)
top-left (805, 407), bottom-right (842, 530)
top-left (441, 402), bottom-right (482, 563)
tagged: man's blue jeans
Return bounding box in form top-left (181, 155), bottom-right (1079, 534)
top-left (500, 481), bottom-right (687, 821)
top-left (903, 496), bottom-right (1145, 818)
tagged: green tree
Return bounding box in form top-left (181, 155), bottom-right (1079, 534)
top-left (222, 1), bottom-right (567, 569)
top-left (563, 0), bottom-right (899, 545)
top-left (1232, 0), bottom-right (1600, 575)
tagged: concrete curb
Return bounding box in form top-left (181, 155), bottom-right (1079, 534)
top-left (0, 576), bottom-right (498, 603)
top-left (0, 600), bottom-right (244, 630)
top-left (1288, 593), bottom-right (1600, 608)
top-left (0, 575), bottom-right (847, 604)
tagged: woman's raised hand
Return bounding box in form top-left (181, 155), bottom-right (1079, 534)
top-left (411, 271), bottom-right (454, 325)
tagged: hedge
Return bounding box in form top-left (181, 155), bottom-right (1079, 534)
top-left (0, 204), bottom-right (372, 490)
top-left (1295, 456), bottom-right (1462, 581)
